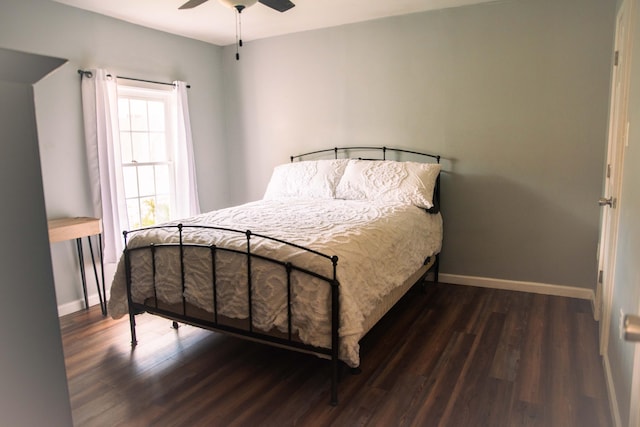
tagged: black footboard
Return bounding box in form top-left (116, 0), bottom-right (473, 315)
top-left (123, 224), bottom-right (341, 404)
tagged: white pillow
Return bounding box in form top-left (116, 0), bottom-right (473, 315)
top-left (335, 160), bottom-right (441, 209)
top-left (263, 159), bottom-right (349, 199)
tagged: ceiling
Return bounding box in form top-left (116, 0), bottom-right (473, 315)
top-left (53, 0), bottom-right (499, 47)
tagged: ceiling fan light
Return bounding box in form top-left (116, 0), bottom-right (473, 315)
top-left (218, 0), bottom-right (258, 10)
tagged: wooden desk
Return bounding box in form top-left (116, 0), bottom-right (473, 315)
top-left (48, 217), bottom-right (107, 315)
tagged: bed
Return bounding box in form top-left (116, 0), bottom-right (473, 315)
top-left (108, 146), bottom-right (443, 405)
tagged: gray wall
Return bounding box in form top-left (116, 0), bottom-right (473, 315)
top-left (607, 0), bottom-right (640, 425)
top-left (223, 0), bottom-right (615, 290)
top-left (0, 0), bottom-right (226, 311)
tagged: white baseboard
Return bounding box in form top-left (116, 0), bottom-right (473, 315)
top-left (57, 293), bottom-right (105, 317)
top-left (60, 274), bottom-right (594, 316)
top-left (603, 352), bottom-right (622, 427)
top-left (439, 273), bottom-right (595, 301)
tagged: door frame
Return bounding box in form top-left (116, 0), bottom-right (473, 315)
top-left (627, 4), bottom-right (640, 425)
top-left (598, 0), bottom-right (633, 357)
top-left (600, 0), bottom-right (638, 426)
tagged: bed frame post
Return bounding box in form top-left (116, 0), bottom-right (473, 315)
top-left (123, 230), bottom-right (138, 346)
top-left (128, 311), bottom-right (137, 347)
top-left (246, 230), bottom-right (254, 333)
top-left (330, 255), bottom-right (340, 406)
top-left (178, 224), bottom-right (187, 317)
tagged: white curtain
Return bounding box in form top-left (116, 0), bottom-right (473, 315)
top-left (81, 69), bottom-right (127, 264)
top-left (173, 81), bottom-right (201, 218)
top-left (81, 72), bottom-right (200, 263)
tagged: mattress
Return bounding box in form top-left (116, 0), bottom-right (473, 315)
top-left (109, 197), bottom-right (442, 367)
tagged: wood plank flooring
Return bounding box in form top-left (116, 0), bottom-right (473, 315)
top-left (60, 283), bottom-right (612, 426)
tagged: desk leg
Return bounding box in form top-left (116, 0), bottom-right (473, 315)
top-left (75, 238), bottom-right (89, 310)
top-left (87, 235), bottom-right (107, 316)
top-left (99, 233), bottom-right (106, 315)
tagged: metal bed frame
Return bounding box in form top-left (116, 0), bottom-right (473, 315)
top-left (123, 146), bottom-right (441, 405)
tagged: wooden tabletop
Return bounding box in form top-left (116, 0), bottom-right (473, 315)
top-left (48, 217), bottom-right (102, 243)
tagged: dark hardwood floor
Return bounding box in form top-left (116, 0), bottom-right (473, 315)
top-left (60, 283), bottom-right (612, 426)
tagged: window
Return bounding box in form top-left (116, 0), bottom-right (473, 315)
top-left (117, 86), bottom-right (175, 228)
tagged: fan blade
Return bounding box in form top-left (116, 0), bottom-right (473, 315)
top-left (258, 0), bottom-right (295, 12)
top-left (179, 0), bottom-right (209, 10)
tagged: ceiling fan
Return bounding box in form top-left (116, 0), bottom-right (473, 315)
top-left (179, 0), bottom-right (295, 13)
top-left (178, 0), bottom-right (295, 60)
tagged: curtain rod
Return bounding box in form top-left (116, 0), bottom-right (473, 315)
top-left (77, 69), bottom-right (190, 88)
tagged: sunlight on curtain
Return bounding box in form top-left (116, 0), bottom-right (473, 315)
top-left (173, 81), bottom-right (201, 219)
top-left (81, 69), bottom-right (127, 264)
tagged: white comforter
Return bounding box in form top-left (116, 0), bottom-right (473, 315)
top-left (108, 198), bottom-right (442, 367)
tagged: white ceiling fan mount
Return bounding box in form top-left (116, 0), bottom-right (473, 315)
top-left (218, 0), bottom-right (258, 12)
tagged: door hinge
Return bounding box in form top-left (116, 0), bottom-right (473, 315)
top-left (607, 164), bottom-right (611, 178)
top-left (615, 50), bottom-right (619, 66)
top-left (598, 269), bottom-right (604, 283)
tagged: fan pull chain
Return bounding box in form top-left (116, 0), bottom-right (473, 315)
top-left (235, 6), bottom-right (245, 61)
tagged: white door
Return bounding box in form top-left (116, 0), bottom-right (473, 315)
top-left (597, 0), bottom-right (632, 355)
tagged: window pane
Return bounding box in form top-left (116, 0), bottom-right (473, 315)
top-left (140, 196), bottom-right (156, 226)
top-left (156, 195), bottom-right (171, 223)
top-left (126, 199), bottom-right (141, 229)
top-left (123, 167), bottom-right (138, 198)
top-left (155, 164), bottom-right (170, 194)
top-left (120, 132), bottom-right (133, 163)
top-left (138, 165), bottom-right (155, 197)
top-left (131, 133), bottom-right (150, 162)
top-left (149, 132), bottom-right (167, 161)
top-left (148, 101), bottom-right (165, 132)
top-left (118, 99), bottom-right (130, 131)
top-left (130, 99), bottom-right (148, 131)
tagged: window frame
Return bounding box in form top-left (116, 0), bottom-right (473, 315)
top-left (117, 83), bottom-right (178, 229)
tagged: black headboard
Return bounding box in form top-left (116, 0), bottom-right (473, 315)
top-left (290, 146), bottom-right (441, 214)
